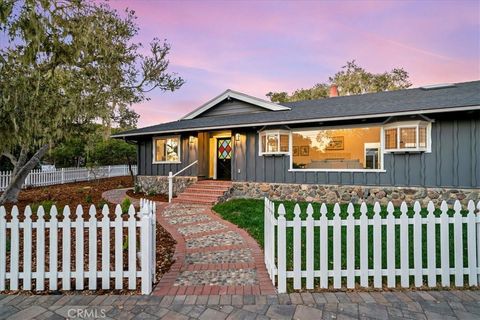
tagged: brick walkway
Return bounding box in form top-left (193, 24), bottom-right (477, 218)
top-left (102, 189), bottom-right (275, 296)
top-left (153, 203), bottom-right (276, 296)
top-left (1, 290), bottom-right (479, 319)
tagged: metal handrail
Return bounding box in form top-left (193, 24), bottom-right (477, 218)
top-left (168, 160), bottom-right (198, 203)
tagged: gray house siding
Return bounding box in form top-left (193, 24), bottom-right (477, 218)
top-left (137, 135), bottom-right (198, 177)
top-left (233, 117), bottom-right (480, 188)
top-left (196, 99), bottom-right (269, 118)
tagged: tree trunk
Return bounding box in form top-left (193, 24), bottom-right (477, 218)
top-left (0, 144), bottom-right (50, 204)
top-left (126, 154), bottom-right (135, 185)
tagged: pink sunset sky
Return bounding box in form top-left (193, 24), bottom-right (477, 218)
top-left (107, 0), bottom-right (480, 127)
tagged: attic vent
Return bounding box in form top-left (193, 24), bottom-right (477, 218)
top-left (420, 83), bottom-right (456, 90)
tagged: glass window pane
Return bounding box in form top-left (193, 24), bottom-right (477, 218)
top-left (261, 134), bottom-right (266, 153)
top-left (400, 127), bottom-right (416, 148)
top-left (385, 128), bottom-right (397, 149)
top-left (266, 134), bottom-right (278, 153)
top-left (155, 139), bottom-right (166, 162)
top-left (292, 127), bottom-right (381, 170)
top-left (280, 134), bottom-right (289, 152)
top-left (419, 127), bottom-right (427, 148)
top-left (155, 137), bottom-right (180, 162)
top-left (165, 138), bottom-right (180, 162)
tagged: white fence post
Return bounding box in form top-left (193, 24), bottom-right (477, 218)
top-left (319, 203), bottom-right (328, 289)
top-left (277, 204), bottom-right (287, 293)
top-left (10, 206), bottom-right (19, 290)
top-left (23, 206), bottom-right (33, 290)
top-left (168, 172), bottom-right (173, 203)
top-left (140, 205), bottom-right (153, 294)
top-left (305, 204), bottom-right (314, 290)
top-left (293, 204), bottom-right (301, 290)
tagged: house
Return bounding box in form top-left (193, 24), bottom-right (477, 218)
top-left (113, 80), bottom-right (480, 206)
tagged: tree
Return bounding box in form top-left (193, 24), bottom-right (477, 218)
top-left (267, 60), bottom-right (411, 102)
top-left (0, 0), bottom-right (184, 203)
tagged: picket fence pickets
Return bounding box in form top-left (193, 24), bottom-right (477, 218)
top-left (264, 197), bottom-right (480, 293)
top-left (0, 198), bottom-right (156, 294)
top-left (0, 165), bottom-right (138, 191)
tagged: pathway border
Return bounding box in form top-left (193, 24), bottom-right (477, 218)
top-left (153, 205), bottom-right (276, 296)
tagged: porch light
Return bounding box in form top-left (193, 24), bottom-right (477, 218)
top-left (189, 136), bottom-right (195, 144)
top-left (235, 133), bottom-right (241, 142)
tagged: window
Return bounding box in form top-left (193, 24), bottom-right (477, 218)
top-left (153, 136), bottom-right (181, 163)
top-left (291, 126), bottom-right (382, 171)
top-left (385, 128), bottom-right (397, 149)
top-left (259, 130), bottom-right (290, 155)
top-left (383, 121), bottom-right (431, 152)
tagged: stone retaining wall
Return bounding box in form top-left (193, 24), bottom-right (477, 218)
top-left (225, 182), bottom-right (479, 207)
top-left (136, 175), bottom-right (197, 196)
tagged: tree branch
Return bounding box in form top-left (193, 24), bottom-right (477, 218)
top-left (1, 152), bottom-right (18, 167)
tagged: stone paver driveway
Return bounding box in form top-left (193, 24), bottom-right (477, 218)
top-left (1, 290), bottom-right (479, 319)
top-left (153, 203), bottom-right (276, 296)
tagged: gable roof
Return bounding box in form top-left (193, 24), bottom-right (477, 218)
top-left (113, 80), bottom-right (480, 138)
top-left (180, 89), bottom-right (290, 120)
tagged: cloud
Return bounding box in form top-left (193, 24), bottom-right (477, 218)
top-left (104, 0), bottom-right (479, 126)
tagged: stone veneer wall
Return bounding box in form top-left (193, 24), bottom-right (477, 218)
top-left (136, 175), bottom-right (197, 196)
top-left (226, 182), bottom-right (479, 207)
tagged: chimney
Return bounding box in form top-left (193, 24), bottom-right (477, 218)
top-left (329, 84), bottom-right (339, 97)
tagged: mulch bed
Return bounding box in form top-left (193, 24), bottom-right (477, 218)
top-left (0, 177), bottom-right (176, 295)
top-left (0, 176), bottom-right (134, 212)
top-left (126, 189), bottom-right (168, 202)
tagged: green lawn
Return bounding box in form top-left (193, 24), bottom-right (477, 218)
top-left (213, 198), bottom-right (470, 275)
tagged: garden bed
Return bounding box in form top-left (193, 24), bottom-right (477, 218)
top-left (126, 189), bottom-right (168, 202)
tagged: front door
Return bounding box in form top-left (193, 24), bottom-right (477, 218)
top-left (216, 137), bottom-right (232, 180)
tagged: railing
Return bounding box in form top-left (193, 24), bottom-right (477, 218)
top-left (264, 197), bottom-right (480, 293)
top-left (168, 160), bottom-right (198, 203)
top-left (0, 165), bottom-right (137, 191)
top-left (0, 198), bottom-right (156, 294)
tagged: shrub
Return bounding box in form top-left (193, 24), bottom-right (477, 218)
top-left (31, 200), bottom-right (56, 219)
top-left (84, 194), bottom-right (93, 204)
top-left (133, 184), bottom-right (141, 194)
top-left (97, 199), bottom-right (108, 210)
top-left (121, 197), bottom-right (132, 214)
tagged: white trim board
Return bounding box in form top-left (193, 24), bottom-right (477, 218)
top-left (181, 89), bottom-right (290, 120)
top-left (112, 105), bottom-right (480, 138)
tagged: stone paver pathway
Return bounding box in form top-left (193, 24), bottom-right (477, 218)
top-left (153, 203), bottom-right (276, 296)
top-left (1, 290), bottom-right (479, 319)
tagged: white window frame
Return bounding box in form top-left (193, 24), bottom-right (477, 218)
top-left (152, 135), bottom-right (182, 164)
top-left (259, 130), bottom-right (290, 156)
top-left (288, 125), bottom-right (386, 173)
top-left (382, 120), bottom-right (432, 153)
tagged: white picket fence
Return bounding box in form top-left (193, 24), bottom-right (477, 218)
top-left (264, 198), bottom-right (480, 293)
top-left (0, 165), bottom-right (138, 191)
top-left (0, 198), bottom-right (156, 294)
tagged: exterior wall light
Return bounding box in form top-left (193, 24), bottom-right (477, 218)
top-left (189, 136), bottom-right (195, 144)
top-left (235, 133), bottom-right (241, 142)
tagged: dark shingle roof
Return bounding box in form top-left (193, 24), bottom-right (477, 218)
top-left (114, 80), bottom-right (480, 137)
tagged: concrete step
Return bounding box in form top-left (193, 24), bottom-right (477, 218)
top-left (196, 180), bottom-right (232, 186)
top-left (189, 183), bottom-right (232, 190)
top-left (173, 197), bottom-right (216, 205)
top-left (182, 188), bottom-right (227, 196)
top-left (176, 193), bottom-right (220, 201)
